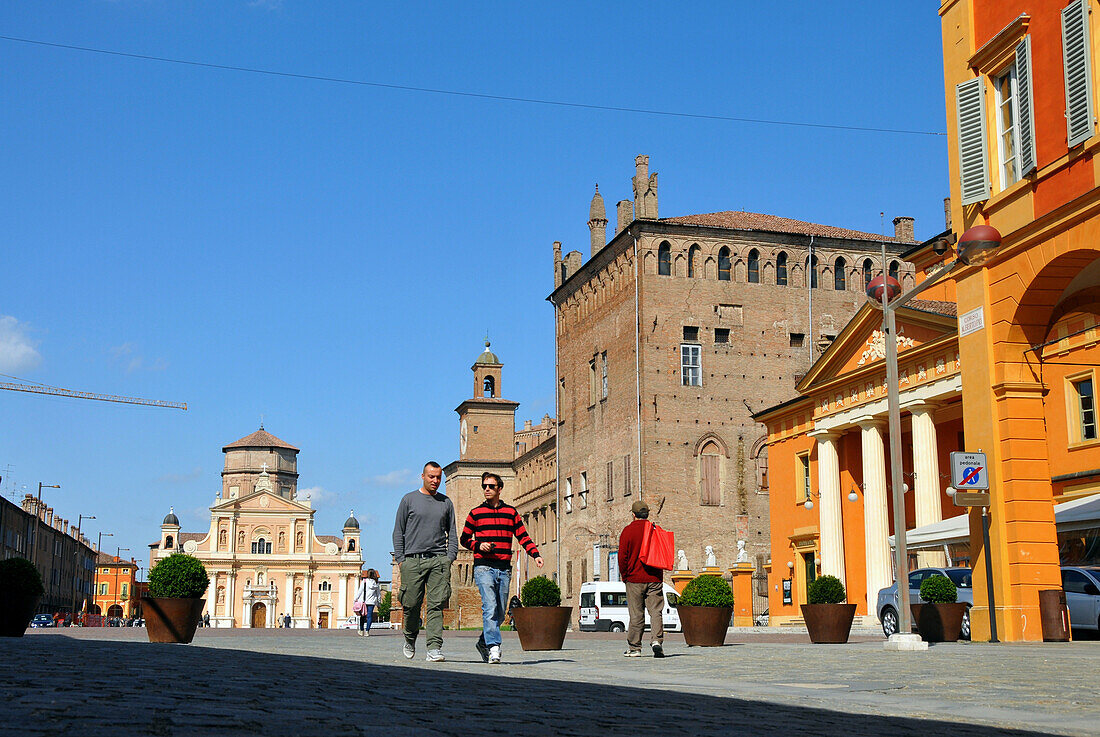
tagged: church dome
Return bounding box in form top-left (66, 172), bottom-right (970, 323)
top-left (162, 507), bottom-right (179, 526)
top-left (475, 340), bottom-right (500, 366)
top-left (343, 511), bottom-right (360, 530)
top-left (589, 184), bottom-right (606, 221)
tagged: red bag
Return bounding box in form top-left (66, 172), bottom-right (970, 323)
top-left (639, 521), bottom-right (675, 570)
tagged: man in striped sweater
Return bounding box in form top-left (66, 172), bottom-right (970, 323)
top-left (460, 471), bottom-right (543, 664)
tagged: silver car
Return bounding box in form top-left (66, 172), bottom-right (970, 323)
top-left (1061, 566), bottom-right (1100, 632)
top-left (877, 567), bottom-right (974, 639)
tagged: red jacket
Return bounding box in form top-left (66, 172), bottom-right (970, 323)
top-left (618, 519), bottom-right (662, 583)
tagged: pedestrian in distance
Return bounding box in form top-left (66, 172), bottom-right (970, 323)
top-left (203, 612), bottom-right (210, 628)
top-left (354, 568), bottom-right (382, 636)
top-left (284, 613), bottom-right (292, 629)
top-left (392, 461), bottom-right (457, 662)
top-left (459, 471), bottom-right (543, 664)
top-left (618, 500), bottom-right (665, 658)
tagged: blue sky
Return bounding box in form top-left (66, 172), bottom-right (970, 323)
top-left (1, 1), bottom-right (949, 575)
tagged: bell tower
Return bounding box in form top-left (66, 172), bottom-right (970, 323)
top-left (457, 340), bottom-right (517, 463)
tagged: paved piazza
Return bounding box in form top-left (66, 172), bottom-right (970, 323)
top-left (4, 627), bottom-right (1098, 736)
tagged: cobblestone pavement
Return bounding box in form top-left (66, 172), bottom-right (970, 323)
top-left (4, 628), bottom-right (1097, 736)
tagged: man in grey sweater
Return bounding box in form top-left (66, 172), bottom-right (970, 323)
top-left (392, 461), bottom-right (457, 662)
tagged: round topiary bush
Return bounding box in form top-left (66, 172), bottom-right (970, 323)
top-left (521, 575), bottom-right (562, 607)
top-left (677, 575), bottom-right (734, 607)
top-left (807, 574), bottom-right (846, 605)
top-left (148, 554), bottom-right (209, 599)
top-left (0, 557), bottom-right (44, 597)
top-left (920, 574), bottom-right (957, 603)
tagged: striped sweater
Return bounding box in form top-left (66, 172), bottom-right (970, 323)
top-left (460, 501), bottom-right (540, 569)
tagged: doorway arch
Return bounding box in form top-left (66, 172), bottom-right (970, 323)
top-left (251, 602), bottom-right (267, 629)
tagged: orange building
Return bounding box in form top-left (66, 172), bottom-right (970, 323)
top-left (92, 554), bottom-right (139, 620)
top-left (939, 0), bottom-right (1100, 640)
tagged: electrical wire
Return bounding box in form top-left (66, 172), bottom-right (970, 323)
top-left (1, 34), bottom-right (947, 138)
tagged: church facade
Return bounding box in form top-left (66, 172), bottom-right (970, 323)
top-left (149, 428), bottom-right (363, 628)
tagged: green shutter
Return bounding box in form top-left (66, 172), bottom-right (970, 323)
top-left (1016, 36), bottom-right (1037, 174)
top-left (956, 77), bottom-right (990, 205)
top-left (1063, 0), bottom-right (1095, 147)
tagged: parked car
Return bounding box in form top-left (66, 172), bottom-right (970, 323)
top-left (578, 581), bottom-right (682, 632)
top-left (29, 614), bottom-right (54, 628)
top-left (1061, 566), bottom-right (1100, 633)
top-left (877, 567), bottom-right (974, 639)
top-left (338, 616), bottom-right (358, 630)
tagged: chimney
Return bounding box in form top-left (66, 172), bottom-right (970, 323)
top-left (943, 198), bottom-right (952, 231)
top-left (553, 241), bottom-right (563, 288)
top-left (616, 200), bottom-right (633, 234)
top-left (587, 185), bottom-right (607, 256)
top-left (893, 216), bottom-right (915, 242)
top-left (633, 155), bottom-right (658, 220)
top-left (524, 419), bottom-right (532, 431)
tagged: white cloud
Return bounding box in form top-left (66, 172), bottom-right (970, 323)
top-left (0, 316), bottom-right (42, 373)
top-left (365, 469), bottom-right (417, 488)
top-left (300, 486), bottom-right (336, 507)
top-left (110, 342), bottom-right (168, 374)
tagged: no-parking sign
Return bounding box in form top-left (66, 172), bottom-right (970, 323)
top-left (951, 451), bottom-right (989, 490)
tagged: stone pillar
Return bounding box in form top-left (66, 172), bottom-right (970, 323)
top-left (811, 431), bottom-right (845, 585)
top-left (728, 563), bottom-right (755, 627)
top-left (284, 573), bottom-right (293, 622)
top-left (338, 574), bottom-right (346, 624)
top-left (859, 419), bottom-right (892, 621)
top-left (908, 402), bottom-right (947, 567)
top-left (204, 573), bottom-right (216, 622)
top-left (671, 570), bottom-right (694, 594)
top-left (226, 569), bottom-right (236, 627)
top-left (303, 573), bottom-right (313, 628)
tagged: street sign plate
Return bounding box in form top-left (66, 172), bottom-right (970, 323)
top-left (954, 492), bottom-right (991, 507)
top-left (950, 451), bottom-right (989, 490)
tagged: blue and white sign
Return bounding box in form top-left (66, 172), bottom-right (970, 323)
top-left (950, 451), bottom-right (989, 490)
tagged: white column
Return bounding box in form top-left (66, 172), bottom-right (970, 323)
top-left (908, 402), bottom-right (946, 567)
top-left (204, 572), bottom-right (216, 621)
top-left (285, 573), bottom-right (293, 620)
top-left (338, 574), bottom-right (346, 624)
top-left (859, 419), bottom-right (892, 621)
top-left (303, 573), bottom-right (313, 627)
top-left (226, 569), bottom-right (236, 626)
top-left (810, 431), bottom-right (845, 586)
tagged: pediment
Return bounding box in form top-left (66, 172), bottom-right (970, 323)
top-left (211, 490), bottom-right (312, 514)
top-left (798, 303), bottom-right (957, 392)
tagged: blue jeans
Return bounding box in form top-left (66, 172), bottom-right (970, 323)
top-left (358, 605), bottom-right (375, 631)
top-left (473, 565), bottom-right (511, 648)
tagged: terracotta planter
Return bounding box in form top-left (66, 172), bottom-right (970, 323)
top-left (0, 593), bottom-right (41, 637)
top-left (676, 606), bottom-right (732, 646)
top-left (512, 606), bottom-right (571, 650)
top-left (143, 597), bottom-right (205, 644)
top-left (801, 603), bottom-right (857, 644)
top-left (911, 602), bottom-right (967, 642)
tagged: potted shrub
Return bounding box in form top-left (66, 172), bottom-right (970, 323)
top-left (675, 574), bottom-right (734, 646)
top-left (143, 553), bottom-right (209, 644)
top-left (912, 574), bottom-right (967, 642)
top-left (511, 575), bottom-right (571, 651)
top-left (0, 558), bottom-right (44, 637)
top-left (801, 575), bottom-right (857, 644)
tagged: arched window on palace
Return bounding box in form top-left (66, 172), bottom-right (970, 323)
top-left (776, 252), bottom-right (788, 286)
top-left (483, 375), bottom-right (495, 398)
top-left (807, 254), bottom-right (819, 289)
top-left (687, 244), bottom-right (700, 278)
top-left (834, 256), bottom-right (847, 291)
top-left (747, 249), bottom-right (760, 283)
top-left (319, 580), bottom-right (332, 592)
top-left (699, 441), bottom-right (721, 506)
top-left (251, 537), bottom-right (272, 554)
top-left (889, 260), bottom-right (900, 281)
top-left (863, 259), bottom-right (873, 289)
top-left (718, 247), bottom-right (732, 281)
top-left (658, 242), bottom-right (671, 276)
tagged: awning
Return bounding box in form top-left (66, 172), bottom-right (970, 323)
top-left (889, 492), bottom-right (1100, 550)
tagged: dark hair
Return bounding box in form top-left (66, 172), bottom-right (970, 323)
top-left (634, 508), bottom-right (649, 519)
top-left (481, 472), bottom-right (504, 489)
top-left (423, 461), bottom-right (442, 472)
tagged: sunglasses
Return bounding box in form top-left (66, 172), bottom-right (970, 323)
top-left (482, 483), bottom-right (500, 490)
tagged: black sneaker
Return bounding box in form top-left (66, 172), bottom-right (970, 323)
top-left (475, 639), bottom-right (490, 663)
top-left (652, 642), bottom-right (665, 658)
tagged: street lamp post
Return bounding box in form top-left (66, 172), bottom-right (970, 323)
top-left (869, 226), bottom-right (1001, 651)
top-left (71, 514), bottom-right (95, 618)
top-left (30, 482), bottom-right (61, 568)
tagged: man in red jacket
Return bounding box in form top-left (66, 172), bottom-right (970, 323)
top-left (618, 500), bottom-right (665, 658)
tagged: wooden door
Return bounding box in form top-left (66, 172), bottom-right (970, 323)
top-left (251, 603), bottom-right (266, 628)
top-left (318, 611), bottom-right (329, 628)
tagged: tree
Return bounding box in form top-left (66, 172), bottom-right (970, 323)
top-left (377, 591), bottom-right (392, 622)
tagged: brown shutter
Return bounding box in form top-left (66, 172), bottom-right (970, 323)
top-left (701, 454), bottom-right (720, 506)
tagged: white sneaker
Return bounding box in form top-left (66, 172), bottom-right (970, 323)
top-left (425, 649), bottom-right (446, 662)
top-left (488, 645), bottom-right (501, 664)
top-left (363, 630), bottom-right (370, 637)
top-left (403, 641), bottom-right (415, 659)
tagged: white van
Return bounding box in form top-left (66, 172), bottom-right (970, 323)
top-left (578, 581), bottom-right (682, 632)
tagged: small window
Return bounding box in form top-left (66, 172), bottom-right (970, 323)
top-left (995, 65), bottom-right (1020, 189)
top-left (600, 352), bottom-right (608, 399)
top-left (658, 242), bottom-right (671, 276)
top-left (796, 452), bottom-right (811, 502)
top-left (606, 461), bottom-right (614, 502)
top-left (623, 454), bottom-right (631, 496)
top-left (164, 535), bottom-right (174, 549)
top-left (1072, 376), bottom-right (1097, 441)
top-left (681, 344), bottom-right (702, 386)
top-left (121, 583), bottom-right (128, 597)
top-left (889, 261), bottom-right (900, 281)
top-left (790, 333), bottom-right (805, 348)
top-left (807, 255), bottom-right (819, 289)
top-left (564, 477), bottom-right (573, 513)
top-left (718, 247), bottom-right (731, 281)
top-left (683, 326), bottom-right (699, 342)
top-left (776, 252), bottom-right (788, 286)
top-left (715, 328), bottom-right (730, 344)
top-left (319, 580), bottom-right (332, 592)
top-left (862, 259), bottom-right (873, 289)
top-left (688, 244), bottom-right (700, 278)
top-left (747, 249), bottom-right (760, 283)
top-left (99, 583), bottom-right (108, 595)
top-left (834, 257), bottom-right (847, 291)
top-left (579, 472), bottom-right (588, 508)
top-left (251, 538), bottom-right (272, 555)
top-left (589, 358), bottom-right (598, 406)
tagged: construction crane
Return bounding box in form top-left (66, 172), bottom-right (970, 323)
top-left (0, 375), bottom-right (186, 410)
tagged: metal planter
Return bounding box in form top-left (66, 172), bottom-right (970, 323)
top-left (142, 597), bottom-right (205, 644)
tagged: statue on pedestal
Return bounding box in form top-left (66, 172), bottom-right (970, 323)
top-left (736, 539), bottom-right (749, 563)
top-left (676, 549), bottom-right (690, 572)
top-left (704, 545), bottom-right (717, 568)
